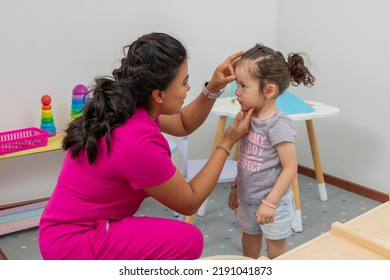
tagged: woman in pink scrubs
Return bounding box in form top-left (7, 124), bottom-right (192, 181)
top-left (39, 32), bottom-right (253, 260)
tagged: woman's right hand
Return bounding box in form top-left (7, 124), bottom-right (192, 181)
top-left (207, 51), bottom-right (244, 93)
top-left (220, 107), bottom-right (254, 149)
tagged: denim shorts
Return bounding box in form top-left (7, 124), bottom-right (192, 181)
top-left (237, 188), bottom-right (295, 240)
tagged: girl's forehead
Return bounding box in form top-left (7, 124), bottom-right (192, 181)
top-left (236, 59), bottom-right (251, 68)
top-left (235, 61), bottom-right (254, 77)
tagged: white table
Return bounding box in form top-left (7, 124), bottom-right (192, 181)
top-left (208, 97), bottom-right (340, 232)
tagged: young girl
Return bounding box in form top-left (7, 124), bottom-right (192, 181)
top-left (228, 44), bottom-right (315, 259)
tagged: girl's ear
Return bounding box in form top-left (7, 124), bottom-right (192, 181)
top-left (265, 84), bottom-right (277, 98)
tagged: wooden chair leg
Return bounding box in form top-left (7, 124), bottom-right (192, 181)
top-left (185, 214), bottom-right (195, 224)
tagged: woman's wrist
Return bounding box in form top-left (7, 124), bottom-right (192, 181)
top-left (202, 82), bottom-right (225, 99)
top-left (219, 139), bottom-right (234, 151)
top-left (216, 144), bottom-right (231, 156)
top-left (206, 80), bottom-right (224, 92)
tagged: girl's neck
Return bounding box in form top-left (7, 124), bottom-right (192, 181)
top-left (253, 102), bottom-right (277, 119)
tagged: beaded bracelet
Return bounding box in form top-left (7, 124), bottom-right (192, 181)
top-left (262, 199), bottom-right (277, 209)
top-left (230, 185), bottom-right (237, 189)
top-left (216, 144), bottom-right (231, 156)
top-left (202, 82), bottom-right (225, 99)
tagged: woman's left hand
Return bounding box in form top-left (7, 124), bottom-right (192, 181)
top-left (207, 51), bottom-right (244, 92)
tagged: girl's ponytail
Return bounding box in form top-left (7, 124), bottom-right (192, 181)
top-left (287, 53), bottom-right (315, 87)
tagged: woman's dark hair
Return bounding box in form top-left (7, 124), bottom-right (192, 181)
top-left (63, 32), bottom-right (187, 164)
top-left (236, 44), bottom-right (315, 95)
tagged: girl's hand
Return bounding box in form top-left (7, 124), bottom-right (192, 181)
top-left (256, 204), bottom-right (275, 225)
top-left (228, 189), bottom-right (239, 210)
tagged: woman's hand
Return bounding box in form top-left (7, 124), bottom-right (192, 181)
top-left (221, 107), bottom-right (254, 148)
top-left (207, 51), bottom-right (244, 92)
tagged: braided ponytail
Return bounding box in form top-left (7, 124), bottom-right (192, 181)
top-left (63, 77), bottom-right (134, 164)
top-left (63, 32), bottom-right (187, 164)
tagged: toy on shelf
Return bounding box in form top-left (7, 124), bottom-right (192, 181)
top-left (40, 94), bottom-right (56, 137)
top-left (71, 84), bottom-right (90, 121)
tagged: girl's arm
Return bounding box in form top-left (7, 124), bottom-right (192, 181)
top-left (257, 141), bottom-right (297, 224)
top-left (264, 141), bottom-right (297, 207)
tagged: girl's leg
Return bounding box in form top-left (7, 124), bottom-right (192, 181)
top-left (242, 232), bottom-right (262, 259)
top-left (90, 216), bottom-right (204, 260)
top-left (265, 238), bottom-right (286, 259)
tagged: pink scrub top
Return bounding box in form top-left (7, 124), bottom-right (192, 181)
top-left (39, 107), bottom-right (176, 259)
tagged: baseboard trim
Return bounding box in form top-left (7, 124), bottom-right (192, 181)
top-left (298, 165), bottom-right (389, 203)
top-left (0, 197), bottom-right (50, 211)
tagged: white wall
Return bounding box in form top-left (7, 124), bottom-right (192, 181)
top-left (278, 0), bottom-right (390, 194)
top-left (0, 0), bottom-right (277, 204)
top-left (4, 0), bottom-right (387, 206)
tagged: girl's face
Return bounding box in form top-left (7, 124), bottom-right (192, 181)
top-left (160, 60), bottom-right (190, 115)
top-left (234, 61), bottom-right (264, 112)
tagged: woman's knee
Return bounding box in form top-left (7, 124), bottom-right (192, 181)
top-left (169, 222), bottom-right (204, 259)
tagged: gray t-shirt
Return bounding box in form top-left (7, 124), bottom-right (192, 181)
top-left (237, 111), bottom-right (296, 204)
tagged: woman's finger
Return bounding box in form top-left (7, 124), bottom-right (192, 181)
top-left (221, 50), bottom-right (244, 80)
top-left (226, 50), bottom-right (244, 64)
top-left (239, 107), bottom-right (254, 129)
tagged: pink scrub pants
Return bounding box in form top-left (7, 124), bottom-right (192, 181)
top-left (39, 216), bottom-right (203, 260)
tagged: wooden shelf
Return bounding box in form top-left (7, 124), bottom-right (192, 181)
top-left (0, 201), bottom-right (48, 235)
top-left (0, 134), bottom-right (64, 235)
top-left (0, 134), bottom-right (63, 160)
